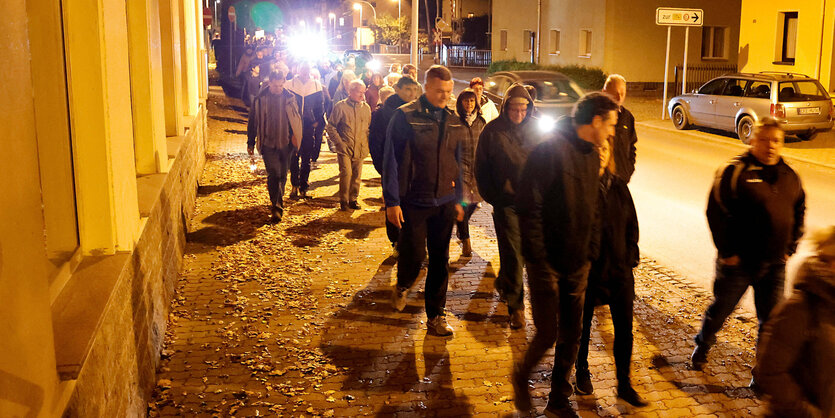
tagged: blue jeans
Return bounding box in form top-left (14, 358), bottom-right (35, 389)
top-left (695, 258), bottom-right (786, 347)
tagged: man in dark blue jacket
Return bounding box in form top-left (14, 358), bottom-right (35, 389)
top-left (383, 65), bottom-right (464, 337)
top-left (369, 76), bottom-right (421, 254)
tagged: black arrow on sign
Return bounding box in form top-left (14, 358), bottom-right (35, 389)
top-left (693, 13), bottom-right (700, 23)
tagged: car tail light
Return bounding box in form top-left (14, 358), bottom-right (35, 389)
top-left (770, 103), bottom-right (786, 119)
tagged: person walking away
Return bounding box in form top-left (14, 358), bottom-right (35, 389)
top-left (469, 77), bottom-right (499, 123)
top-left (755, 226), bottom-right (835, 418)
top-left (455, 89), bottom-right (487, 258)
top-left (602, 74), bottom-right (638, 182)
top-left (246, 71), bottom-right (303, 223)
top-left (383, 65), bottom-right (465, 336)
top-left (369, 76), bottom-right (421, 256)
top-left (574, 136), bottom-right (647, 407)
top-left (286, 62), bottom-right (326, 200)
top-left (691, 118), bottom-right (806, 376)
top-left (365, 73), bottom-right (384, 108)
top-left (514, 92), bottom-right (619, 416)
top-left (474, 83), bottom-right (538, 329)
top-left (326, 79), bottom-right (371, 211)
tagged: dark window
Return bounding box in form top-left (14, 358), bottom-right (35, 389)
top-left (721, 79), bottom-right (748, 96)
top-left (745, 81), bottom-right (772, 99)
top-left (698, 78), bottom-right (726, 95)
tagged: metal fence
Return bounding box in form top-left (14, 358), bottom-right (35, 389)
top-left (673, 64), bottom-right (737, 95)
top-left (442, 45), bottom-right (492, 68)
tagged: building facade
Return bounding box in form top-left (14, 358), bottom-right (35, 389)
top-left (739, 0), bottom-right (835, 93)
top-left (1, 0), bottom-right (208, 413)
top-left (492, 0), bottom-right (742, 87)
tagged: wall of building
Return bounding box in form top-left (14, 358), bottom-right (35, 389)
top-left (492, 0), bottom-right (741, 85)
top-left (491, 0), bottom-right (539, 62)
top-left (0, 0), bottom-right (208, 413)
top-left (738, 0), bottom-right (835, 91)
top-left (602, 0), bottom-right (741, 84)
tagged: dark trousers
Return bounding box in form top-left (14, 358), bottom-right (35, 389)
top-left (396, 202), bottom-right (457, 319)
top-left (385, 218), bottom-right (400, 247)
top-left (312, 124), bottom-right (325, 162)
top-left (455, 203), bottom-right (479, 240)
top-left (696, 259), bottom-right (786, 347)
top-left (493, 206), bottom-right (525, 312)
top-left (517, 262), bottom-right (560, 380)
top-left (260, 146), bottom-right (293, 216)
top-left (290, 123), bottom-right (316, 191)
top-left (548, 263), bottom-right (591, 401)
top-left (576, 291), bottom-right (635, 385)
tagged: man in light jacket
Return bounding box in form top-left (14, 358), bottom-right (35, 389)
top-left (326, 79), bottom-right (371, 211)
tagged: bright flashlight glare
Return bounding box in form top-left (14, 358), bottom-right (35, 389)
top-left (365, 59), bottom-right (382, 72)
top-left (538, 115), bottom-right (556, 133)
top-left (288, 33), bottom-right (329, 62)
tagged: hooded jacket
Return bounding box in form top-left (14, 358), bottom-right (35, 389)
top-left (516, 116), bottom-right (600, 274)
top-left (456, 91), bottom-right (487, 205)
top-left (246, 86), bottom-right (302, 152)
top-left (369, 93), bottom-right (407, 174)
top-left (755, 256), bottom-right (835, 418)
top-left (474, 83), bottom-right (540, 208)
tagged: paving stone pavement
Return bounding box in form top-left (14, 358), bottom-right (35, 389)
top-left (149, 84), bottom-right (768, 417)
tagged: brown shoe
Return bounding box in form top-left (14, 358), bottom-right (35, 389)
top-left (509, 309), bottom-right (525, 329)
top-left (427, 314), bottom-right (454, 337)
top-left (461, 238), bottom-right (472, 257)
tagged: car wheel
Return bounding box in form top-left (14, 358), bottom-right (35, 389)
top-left (672, 106), bottom-right (690, 130)
top-left (737, 116), bottom-right (755, 144)
top-left (797, 131), bottom-right (817, 141)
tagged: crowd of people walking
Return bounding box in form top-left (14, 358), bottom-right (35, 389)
top-left (240, 45), bottom-right (832, 417)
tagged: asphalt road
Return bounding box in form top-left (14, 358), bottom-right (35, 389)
top-left (631, 125), bottom-right (835, 313)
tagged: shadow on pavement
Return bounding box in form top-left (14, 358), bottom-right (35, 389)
top-left (186, 205), bottom-right (269, 250)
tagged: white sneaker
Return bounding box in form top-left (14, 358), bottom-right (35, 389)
top-left (427, 314), bottom-right (454, 337)
top-left (392, 286), bottom-right (408, 312)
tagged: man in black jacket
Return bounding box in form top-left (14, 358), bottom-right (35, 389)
top-left (474, 83), bottom-right (539, 329)
top-left (383, 65), bottom-right (464, 337)
top-left (513, 92), bottom-right (618, 416)
top-left (369, 76), bottom-right (421, 254)
top-left (691, 118), bottom-right (805, 374)
top-left (603, 74), bottom-right (638, 182)
top-left (286, 62), bottom-right (327, 199)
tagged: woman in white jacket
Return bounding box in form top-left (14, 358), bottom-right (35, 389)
top-left (469, 77), bottom-right (500, 123)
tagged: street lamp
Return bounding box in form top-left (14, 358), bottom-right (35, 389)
top-left (315, 16), bottom-right (323, 32)
top-left (353, 1), bottom-right (377, 25)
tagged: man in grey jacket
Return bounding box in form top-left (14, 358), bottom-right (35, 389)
top-left (326, 79), bottom-right (372, 210)
top-left (247, 71), bottom-right (303, 223)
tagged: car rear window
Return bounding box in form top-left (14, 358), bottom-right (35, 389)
top-left (778, 80), bottom-right (829, 102)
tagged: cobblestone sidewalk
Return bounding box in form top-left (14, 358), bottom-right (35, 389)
top-left (150, 86), bottom-right (767, 417)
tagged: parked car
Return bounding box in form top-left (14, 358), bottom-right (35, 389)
top-left (484, 71), bottom-right (585, 121)
top-left (668, 72), bottom-right (834, 143)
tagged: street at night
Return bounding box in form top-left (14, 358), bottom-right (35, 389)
top-left (4, 0), bottom-right (835, 417)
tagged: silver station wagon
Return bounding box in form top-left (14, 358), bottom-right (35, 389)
top-left (668, 72), bottom-right (834, 143)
